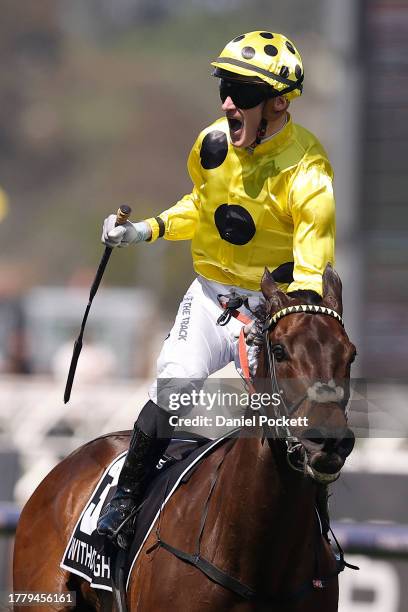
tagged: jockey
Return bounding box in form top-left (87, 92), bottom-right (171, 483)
top-left (97, 31), bottom-right (335, 547)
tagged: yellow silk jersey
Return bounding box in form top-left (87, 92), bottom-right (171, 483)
top-left (145, 113), bottom-right (335, 295)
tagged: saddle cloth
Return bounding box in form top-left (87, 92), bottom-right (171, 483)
top-left (60, 431), bottom-right (234, 591)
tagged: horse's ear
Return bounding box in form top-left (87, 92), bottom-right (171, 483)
top-left (322, 263), bottom-right (343, 315)
top-left (261, 267), bottom-right (289, 312)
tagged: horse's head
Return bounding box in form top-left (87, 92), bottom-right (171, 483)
top-left (258, 264), bottom-right (356, 483)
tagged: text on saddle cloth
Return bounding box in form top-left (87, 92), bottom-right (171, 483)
top-left (60, 433), bottom-right (232, 592)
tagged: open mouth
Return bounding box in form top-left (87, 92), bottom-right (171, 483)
top-left (227, 117), bottom-right (242, 132)
top-left (304, 449), bottom-right (344, 484)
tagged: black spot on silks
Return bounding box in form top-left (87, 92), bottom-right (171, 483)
top-left (286, 41), bottom-right (296, 54)
top-left (260, 32), bottom-right (274, 39)
top-left (241, 46), bottom-right (256, 60)
top-left (264, 45), bottom-right (278, 57)
top-left (271, 261), bottom-right (294, 284)
top-left (214, 204), bottom-right (256, 245)
top-left (200, 131), bottom-right (228, 170)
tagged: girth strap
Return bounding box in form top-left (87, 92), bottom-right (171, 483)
top-left (156, 537), bottom-right (256, 600)
top-left (153, 535), bottom-right (349, 605)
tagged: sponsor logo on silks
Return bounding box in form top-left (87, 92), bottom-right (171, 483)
top-left (178, 295), bottom-right (193, 341)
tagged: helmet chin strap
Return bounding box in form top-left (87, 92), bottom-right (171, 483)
top-left (253, 98), bottom-right (271, 147)
top-left (252, 100), bottom-right (289, 149)
top-left (254, 117), bottom-right (268, 146)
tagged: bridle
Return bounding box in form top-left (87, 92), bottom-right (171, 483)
top-left (260, 303), bottom-right (345, 472)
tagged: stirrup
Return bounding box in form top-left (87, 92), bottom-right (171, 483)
top-left (109, 506), bottom-right (139, 538)
top-left (100, 511), bottom-right (135, 550)
top-left (102, 502), bottom-right (145, 550)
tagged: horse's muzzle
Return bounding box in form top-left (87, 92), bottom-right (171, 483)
top-left (300, 427), bottom-right (355, 483)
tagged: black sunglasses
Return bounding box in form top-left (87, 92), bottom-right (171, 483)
top-left (219, 79), bottom-right (271, 109)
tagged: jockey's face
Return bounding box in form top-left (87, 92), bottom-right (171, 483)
top-left (222, 95), bottom-right (264, 148)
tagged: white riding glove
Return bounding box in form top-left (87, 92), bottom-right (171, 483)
top-left (101, 215), bottom-right (152, 248)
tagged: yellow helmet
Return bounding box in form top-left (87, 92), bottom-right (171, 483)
top-left (211, 31), bottom-right (304, 101)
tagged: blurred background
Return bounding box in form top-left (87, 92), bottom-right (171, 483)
top-left (0, 0), bottom-right (407, 610)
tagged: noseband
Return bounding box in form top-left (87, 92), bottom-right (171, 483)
top-left (261, 304), bottom-right (345, 472)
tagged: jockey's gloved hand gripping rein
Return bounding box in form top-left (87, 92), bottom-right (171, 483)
top-left (64, 205), bottom-right (132, 404)
top-left (102, 215), bottom-right (152, 247)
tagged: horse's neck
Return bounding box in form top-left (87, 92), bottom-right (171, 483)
top-left (205, 435), bottom-right (317, 589)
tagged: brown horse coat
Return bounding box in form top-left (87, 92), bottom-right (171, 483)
top-left (14, 430), bottom-right (339, 612)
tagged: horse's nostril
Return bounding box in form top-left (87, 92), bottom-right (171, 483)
top-left (336, 429), bottom-right (355, 457)
top-left (302, 428), bottom-right (326, 448)
top-left (302, 427), bottom-right (355, 455)
top-left (322, 429), bottom-right (355, 455)
top-left (322, 437), bottom-right (341, 452)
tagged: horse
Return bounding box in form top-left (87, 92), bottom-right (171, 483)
top-left (13, 264), bottom-right (356, 611)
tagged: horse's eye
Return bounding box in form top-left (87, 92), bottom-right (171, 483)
top-left (272, 344), bottom-right (286, 362)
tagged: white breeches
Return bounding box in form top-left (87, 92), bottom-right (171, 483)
top-left (149, 276), bottom-right (263, 409)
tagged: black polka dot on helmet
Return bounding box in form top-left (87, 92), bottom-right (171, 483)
top-left (260, 32), bottom-right (274, 39)
top-left (295, 64), bottom-right (302, 79)
top-left (280, 65), bottom-right (289, 78)
top-left (285, 41), bottom-right (296, 54)
top-left (264, 45), bottom-right (278, 57)
top-left (233, 34), bottom-right (245, 42)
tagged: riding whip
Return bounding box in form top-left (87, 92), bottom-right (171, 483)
top-left (63, 204), bottom-right (132, 403)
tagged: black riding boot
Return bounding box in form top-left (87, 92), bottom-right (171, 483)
top-left (97, 402), bottom-right (173, 549)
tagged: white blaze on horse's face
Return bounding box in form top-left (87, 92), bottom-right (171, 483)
top-left (306, 380), bottom-right (344, 404)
